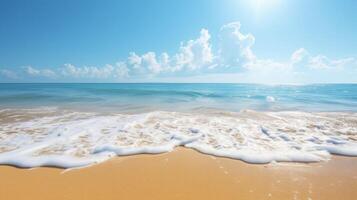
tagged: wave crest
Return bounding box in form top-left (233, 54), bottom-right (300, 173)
top-left (0, 108), bottom-right (357, 168)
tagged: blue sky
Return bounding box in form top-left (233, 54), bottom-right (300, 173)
top-left (0, 0), bottom-right (357, 83)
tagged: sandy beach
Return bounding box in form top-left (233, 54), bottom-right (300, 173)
top-left (1, 148), bottom-right (357, 200)
top-left (2, 0), bottom-right (357, 198)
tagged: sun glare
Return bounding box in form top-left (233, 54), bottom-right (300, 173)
top-left (247, 0), bottom-right (281, 14)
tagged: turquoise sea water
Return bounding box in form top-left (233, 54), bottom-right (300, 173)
top-left (1, 83), bottom-right (357, 168)
top-left (0, 83), bottom-right (356, 113)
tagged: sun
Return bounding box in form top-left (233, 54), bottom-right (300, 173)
top-left (248, 0), bottom-right (281, 14)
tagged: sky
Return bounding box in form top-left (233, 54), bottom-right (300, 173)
top-left (0, 0), bottom-right (357, 84)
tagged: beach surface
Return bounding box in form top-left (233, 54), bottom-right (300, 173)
top-left (1, 148), bottom-right (357, 200)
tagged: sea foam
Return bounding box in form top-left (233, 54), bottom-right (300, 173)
top-left (0, 108), bottom-right (357, 168)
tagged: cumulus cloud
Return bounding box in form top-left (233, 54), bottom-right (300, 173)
top-left (24, 66), bottom-right (56, 78)
top-left (61, 63), bottom-right (129, 79)
top-left (114, 62), bottom-right (130, 78)
top-left (219, 22), bottom-right (256, 67)
top-left (141, 52), bottom-right (164, 74)
top-left (128, 52), bottom-right (142, 69)
top-left (61, 64), bottom-right (112, 78)
top-left (308, 55), bottom-right (355, 69)
top-left (2, 21), bottom-right (356, 83)
top-left (173, 29), bottom-right (214, 70)
top-left (126, 52), bottom-right (169, 74)
top-left (0, 64), bottom-right (129, 81)
top-left (127, 28), bottom-right (214, 74)
top-left (215, 22), bottom-right (356, 83)
top-left (216, 22), bottom-right (297, 83)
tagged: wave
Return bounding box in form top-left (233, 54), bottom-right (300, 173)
top-left (1, 84), bottom-right (357, 113)
top-left (83, 87), bottom-right (228, 99)
top-left (0, 108), bottom-right (357, 168)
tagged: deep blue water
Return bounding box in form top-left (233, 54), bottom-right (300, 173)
top-left (0, 83), bottom-right (356, 113)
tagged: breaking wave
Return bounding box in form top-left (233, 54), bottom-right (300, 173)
top-left (0, 107), bottom-right (356, 168)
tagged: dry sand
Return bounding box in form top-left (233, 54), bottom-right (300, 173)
top-left (1, 148), bottom-right (357, 200)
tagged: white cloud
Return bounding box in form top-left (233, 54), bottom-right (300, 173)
top-left (173, 29), bottom-right (214, 70)
top-left (114, 62), bottom-right (130, 78)
top-left (217, 21), bottom-right (294, 83)
top-left (2, 21), bottom-right (356, 83)
top-left (127, 28), bottom-right (214, 74)
top-left (0, 69), bottom-right (18, 79)
top-left (126, 52), bottom-right (169, 74)
top-left (291, 48), bottom-right (308, 64)
top-left (288, 48), bottom-right (356, 73)
top-left (308, 55), bottom-right (330, 69)
top-left (216, 22), bottom-right (356, 83)
top-left (219, 22), bottom-right (256, 67)
top-left (160, 52), bottom-right (170, 68)
top-left (244, 59), bottom-right (288, 71)
top-left (308, 55), bottom-right (355, 69)
top-left (141, 52), bottom-right (163, 74)
top-left (24, 66), bottom-right (56, 78)
top-left (61, 64), bottom-right (113, 78)
top-left (128, 52), bottom-right (142, 69)
top-left (25, 66), bottom-right (40, 76)
top-left (61, 63), bottom-right (129, 79)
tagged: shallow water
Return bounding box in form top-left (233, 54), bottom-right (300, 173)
top-left (1, 83), bottom-right (357, 113)
top-left (0, 83), bottom-right (356, 168)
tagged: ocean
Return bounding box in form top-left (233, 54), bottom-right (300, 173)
top-left (0, 83), bottom-right (357, 168)
top-left (1, 83), bottom-right (357, 112)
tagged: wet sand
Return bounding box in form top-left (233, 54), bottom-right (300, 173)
top-left (1, 148), bottom-right (357, 200)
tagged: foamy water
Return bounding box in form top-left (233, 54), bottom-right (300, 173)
top-left (1, 107), bottom-right (356, 168)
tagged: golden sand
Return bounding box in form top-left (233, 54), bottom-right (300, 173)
top-left (1, 148), bottom-right (357, 200)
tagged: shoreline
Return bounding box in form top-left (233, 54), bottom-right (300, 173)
top-left (1, 148), bottom-right (357, 200)
top-left (1, 109), bottom-right (357, 168)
